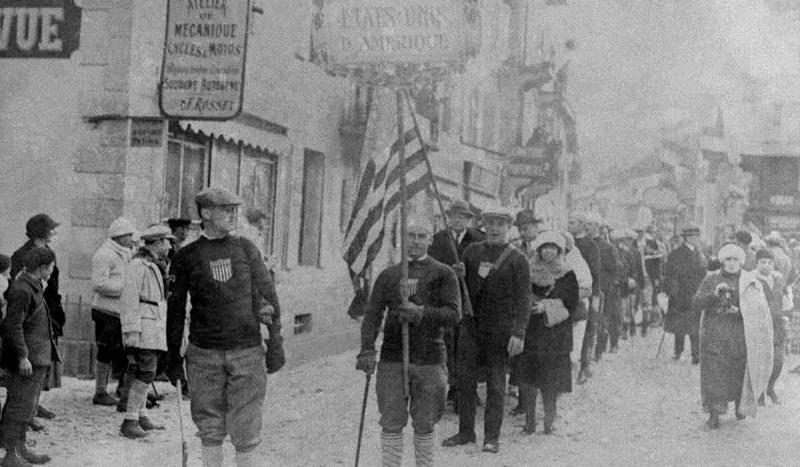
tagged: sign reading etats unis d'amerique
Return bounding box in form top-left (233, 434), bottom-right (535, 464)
top-left (312, 0), bottom-right (468, 65)
top-left (0, 0), bottom-right (82, 58)
top-left (160, 0), bottom-right (250, 120)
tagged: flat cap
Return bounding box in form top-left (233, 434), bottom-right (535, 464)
top-left (195, 188), bottom-right (242, 208)
top-left (445, 199), bottom-right (474, 217)
top-left (25, 214), bottom-right (60, 239)
top-left (140, 225), bottom-right (176, 242)
top-left (480, 205), bottom-right (513, 223)
top-left (514, 209), bottom-right (542, 227)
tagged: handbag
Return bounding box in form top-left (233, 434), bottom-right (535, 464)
top-left (540, 298), bottom-right (570, 328)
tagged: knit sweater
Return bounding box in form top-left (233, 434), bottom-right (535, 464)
top-left (361, 257), bottom-right (460, 365)
top-left (167, 234), bottom-right (280, 351)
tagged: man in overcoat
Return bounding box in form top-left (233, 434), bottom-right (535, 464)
top-left (663, 226), bottom-right (708, 363)
top-left (586, 214), bottom-right (620, 358)
top-left (568, 214), bottom-right (601, 383)
top-left (428, 199), bottom-right (484, 405)
top-left (442, 207), bottom-right (531, 454)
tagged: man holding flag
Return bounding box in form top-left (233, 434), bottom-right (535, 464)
top-left (356, 219), bottom-right (461, 467)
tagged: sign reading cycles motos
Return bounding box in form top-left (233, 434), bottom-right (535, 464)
top-left (160, 0), bottom-right (250, 120)
top-left (312, 0), bottom-right (468, 65)
top-left (0, 0), bottom-right (82, 58)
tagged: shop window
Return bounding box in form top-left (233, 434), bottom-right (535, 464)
top-left (299, 149), bottom-right (325, 267)
top-left (165, 128), bottom-right (208, 219)
top-left (239, 146), bottom-right (278, 257)
top-left (294, 313), bottom-right (312, 335)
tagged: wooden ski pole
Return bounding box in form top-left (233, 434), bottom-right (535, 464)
top-left (397, 90), bottom-right (411, 399)
top-left (403, 90), bottom-right (474, 318)
top-left (176, 380), bottom-right (188, 467)
top-left (354, 373), bottom-right (372, 467)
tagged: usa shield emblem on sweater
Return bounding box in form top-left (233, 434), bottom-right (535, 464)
top-left (209, 258), bottom-right (233, 282)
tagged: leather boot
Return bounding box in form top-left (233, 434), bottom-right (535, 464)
top-left (380, 431), bottom-right (403, 467)
top-left (120, 419), bottom-right (148, 439)
top-left (18, 426), bottom-right (49, 465)
top-left (521, 385), bottom-right (537, 435)
top-left (543, 390), bottom-right (557, 434)
top-left (413, 432), bottom-right (435, 467)
top-left (138, 416), bottom-right (165, 431)
top-left (2, 445), bottom-right (33, 467)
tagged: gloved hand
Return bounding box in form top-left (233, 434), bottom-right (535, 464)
top-left (356, 350), bottom-right (376, 374)
top-left (452, 262), bottom-right (466, 279)
top-left (166, 352), bottom-right (184, 386)
top-left (265, 335), bottom-right (285, 374)
top-left (398, 302), bottom-right (424, 325)
top-left (257, 302), bottom-right (275, 326)
top-left (507, 335), bottom-right (524, 357)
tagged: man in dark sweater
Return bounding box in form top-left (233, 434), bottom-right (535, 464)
top-left (2, 247), bottom-right (60, 465)
top-left (427, 199), bottom-right (484, 405)
top-left (586, 215), bottom-right (620, 359)
top-left (442, 207), bottom-right (531, 454)
top-left (358, 220), bottom-right (460, 467)
top-left (167, 188), bottom-right (281, 467)
top-left (568, 214), bottom-right (602, 384)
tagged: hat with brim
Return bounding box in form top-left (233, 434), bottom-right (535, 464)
top-left (445, 200), bottom-right (474, 217)
top-left (480, 206), bottom-right (513, 223)
top-left (514, 209), bottom-right (542, 227)
top-left (718, 244), bottom-right (745, 262)
top-left (140, 225), bottom-right (176, 242)
top-left (166, 218), bottom-right (192, 230)
top-left (108, 217), bottom-right (137, 239)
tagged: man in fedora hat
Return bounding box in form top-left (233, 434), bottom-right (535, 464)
top-left (512, 209), bottom-right (543, 258)
top-left (442, 206), bottom-right (531, 454)
top-left (167, 188), bottom-right (282, 467)
top-left (428, 199), bottom-right (484, 406)
top-left (663, 226), bottom-right (707, 363)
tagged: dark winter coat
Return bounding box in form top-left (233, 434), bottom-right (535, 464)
top-left (593, 236), bottom-right (619, 294)
top-left (10, 241), bottom-right (65, 337)
top-left (574, 235), bottom-right (601, 297)
top-left (2, 273), bottom-right (60, 369)
top-left (462, 242), bottom-right (532, 345)
top-left (663, 243), bottom-right (707, 335)
top-left (618, 244), bottom-right (645, 295)
top-left (428, 227), bottom-right (485, 267)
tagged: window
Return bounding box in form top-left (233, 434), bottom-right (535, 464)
top-left (165, 127), bottom-right (208, 219)
top-left (239, 146), bottom-right (278, 256)
top-left (299, 149), bottom-right (325, 267)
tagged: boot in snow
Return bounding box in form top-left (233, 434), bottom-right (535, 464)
top-left (120, 419), bottom-right (148, 439)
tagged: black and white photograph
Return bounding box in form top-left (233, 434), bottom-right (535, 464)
top-left (1, 0), bottom-right (800, 465)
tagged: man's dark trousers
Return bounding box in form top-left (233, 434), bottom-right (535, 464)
top-left (455, 319), bottom-right (508, 443)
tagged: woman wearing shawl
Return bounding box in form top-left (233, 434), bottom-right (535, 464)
top-left (693, 244), bottom-right (773, 429)
top-left (518, 231), bottom-right (579, 435)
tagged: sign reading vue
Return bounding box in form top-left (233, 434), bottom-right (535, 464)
top-left (0, 0), bottom-right (82, 58)
top-left (159, 0), bottom-right (251, 120)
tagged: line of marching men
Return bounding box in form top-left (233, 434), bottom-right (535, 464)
top-left (356, 200), bottom-right (675, 466)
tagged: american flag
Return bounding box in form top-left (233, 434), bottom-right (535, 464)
top-left (342, 116), bottom-right (432, 318)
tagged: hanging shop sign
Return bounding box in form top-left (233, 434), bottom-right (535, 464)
top-left (0, 0), bottom-right (82, 58)
top-left (159, 0), bottom-right (251, 120)
top-left (310, 0), bottom-right (480, 87)
top-left (505, 146), bottom-right (557, 181)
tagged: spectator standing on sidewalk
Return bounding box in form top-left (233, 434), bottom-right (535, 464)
top-left (1, 247), bottom-right (60, 465)
top-left (10, 214), bottom-right (65, 426)
top-left (90, 217), bottom-right (137, 407)
top-left (118, 226), bottom-right (174, 439)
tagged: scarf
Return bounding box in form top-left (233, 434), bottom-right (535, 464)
top-left (529, 252), bottom-right (570, 289)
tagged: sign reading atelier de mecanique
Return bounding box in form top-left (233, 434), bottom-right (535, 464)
top-left (0, 0), bottom-right (82, 58)
top-left (312, 0), bottom-right (468, 65)
top-left (160, 0), bottom-right (251, 120)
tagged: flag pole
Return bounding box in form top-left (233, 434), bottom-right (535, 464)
top-left (397, 90), bottom-right (411, 399)
top-left (403, 90), bottom-right (474, 318)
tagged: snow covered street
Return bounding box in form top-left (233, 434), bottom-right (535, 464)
top-left (30, 330), bottom-right (800, 466)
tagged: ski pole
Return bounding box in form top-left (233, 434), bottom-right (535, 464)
top-left (176, 380), bottom-right (188, 467)
top-left (354, 373), bottom-right (371, 467)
